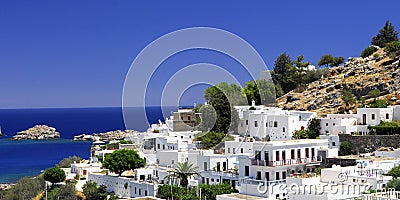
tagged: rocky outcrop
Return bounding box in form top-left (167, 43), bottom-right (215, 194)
top-left (12, 125), bottom-right (60, 140)
top-left (277, 47), bottom-right (400, 116)
top-left (73, 130), bottom-right (139, 142)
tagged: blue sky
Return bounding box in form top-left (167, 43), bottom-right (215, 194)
top-left (0, 0), bottom-right (399, 108)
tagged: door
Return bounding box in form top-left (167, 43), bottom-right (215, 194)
top-left (264, 151), bottom-right (269, 164)
top-left (363, 114), bottom-right (366, 125)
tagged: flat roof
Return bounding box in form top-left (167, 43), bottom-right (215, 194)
top-left (217, 193), bottom-right (266, 200)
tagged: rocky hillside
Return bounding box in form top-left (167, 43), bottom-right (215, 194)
top-left (277, 47), bottom-right (400, 116)
top-left (12, 125), bottom-right (60, 140)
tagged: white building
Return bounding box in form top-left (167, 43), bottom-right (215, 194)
top-left (235, 104), bottom-right (317, 141)
top-left (320, 106), bottom-right (400, 136)
top-left (229, 139), bottom-right (333, 198)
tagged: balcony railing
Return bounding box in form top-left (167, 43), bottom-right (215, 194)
top-left (236, 178), bottom-right (286, 186)
top-left (251, 156), bottom-right (322, 167)
top-left (202, 170), bottom-right (239, 178)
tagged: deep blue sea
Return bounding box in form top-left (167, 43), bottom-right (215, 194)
top-left (0, 107), bottom-right (175, 183)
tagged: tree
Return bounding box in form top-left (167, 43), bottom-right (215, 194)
top-left (307, 118), bottom-right (321, 139)
top-left (204, 83), bottom-right (245, 133)
top-left (386, 179), bottom-right (400, 191)
top-left (193, 131), bottom-right (231, 149)
top-left (82, 181), bottom-right (108, 200)
top-left (293, 55), bottom-right (311, 87)
top-left (361, 46), bottom-right (378, 58)
top-left (165, 161), bottom-right (201, 188)
top-left (56, 156), bottom-right (82, 168)
top-left (331, 57), bottom-right (345, 67)
top-left (44, 167), bottom-right (66, 185)
top-left (194, 104), bottom-right (217, 132)
top-left (339, 141), bottom-right (352, 156)
top-left (292, 130), bottom-right (308, 139)
top-left (388, 166), bottom-right (400, 179)
top-left (372, 20), bottom-right (399, 47)
top-left (318, 54), bottom-right (334, 68)
top-left (272, 53), bottom-right (296, 93)
top-left (243, 79), bottom-right (278, 106)
top-left (342, 90), bottom-right (356, 107)
top-left (103, 149), bottom-right (145, 176)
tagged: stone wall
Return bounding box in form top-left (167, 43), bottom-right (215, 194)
top-left (339, 134), bottom-right (400, 154)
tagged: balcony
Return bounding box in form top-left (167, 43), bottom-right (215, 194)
top-left (202, 170), bottom-right (239, 179)
top-left (236, 178), bottom-right (286, 186)
top-left (251, 156), bottom-right (322, 167)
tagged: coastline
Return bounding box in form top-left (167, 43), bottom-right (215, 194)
top-left (0, 138), bottom-right (92, 184)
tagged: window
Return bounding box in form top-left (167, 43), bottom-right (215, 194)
top-left (228, 148), bottom-right (230, 153)
top-left (332, 142), bottom-right (336, 146)
top-left (172, 160), bottom-right (174, 164)
top-left (372, 114), bottom-right (375, 120)
top-left (157, 144), bottom-right (160, 149)
top-left (333, 123), bottom-right (336, 126)
top-left (245, 166), bottom-right (249, 176)
top-left (276, 172), bottom-right (280, 180)
top-left (139, 189), bottom-right (141, 195)
top-left (386, 113), bottom-right (389, 119)
top-left (241, 148), bottom-right (244, 153)
top-left (255, 121), bottom-right (258, 127)
top-left (188, 116), bottom-right (191, 121)
top-left (135, 187), bottom-right (137, 194)
top-left (145, 190), bottom-right (148, 196)
top-left (233, 148), bottom-right (235, 154)
top-left (181, 117), bottom-right (183, 120)
top-left (283, 127), bottom-right (285, 132)
top-left (256, 171), bottom-right (261, 180)
top-left (326, 123), bottom-right (328, 126)
top-left (246, 120), bottom-right (248, 125)
top-left (269, 121), bottom-right (273, 127)
top-left (265, 172), bottom-right (270, 181)
top-left (274, 121), bottom-right (278, 127)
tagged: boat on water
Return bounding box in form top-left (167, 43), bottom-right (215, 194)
top-left (0, 126), bottom-right (6, 136)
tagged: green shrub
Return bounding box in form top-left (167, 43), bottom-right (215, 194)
top-left (373, 53), bottom-right (380, 58)
top-left (340, 141), bottom-right (352, 156)
top-left (369, 99), bottom-right (388, 108)
top-left (368, 121), bottom-right (400, 135)
top-left (385, 41), bottom-right (400, 58)
top-left (361, 46), bottom-right (377, 58)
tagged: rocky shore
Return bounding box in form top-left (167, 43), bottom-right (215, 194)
top-left (11, 125), bottom-right (60, 140)
top-left (0, 183), bottom-right (14, 191)
top-left (73, 130), bottom-right (139, 142)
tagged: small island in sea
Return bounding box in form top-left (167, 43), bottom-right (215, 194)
top-left (11, 125), bottom-right (60, 140)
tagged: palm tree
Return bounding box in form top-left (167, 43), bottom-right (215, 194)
top-left (165, 161), bottom-right (201, 188)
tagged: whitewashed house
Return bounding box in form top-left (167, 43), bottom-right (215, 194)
top-left (235, 103), bottom-right (317, 141)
